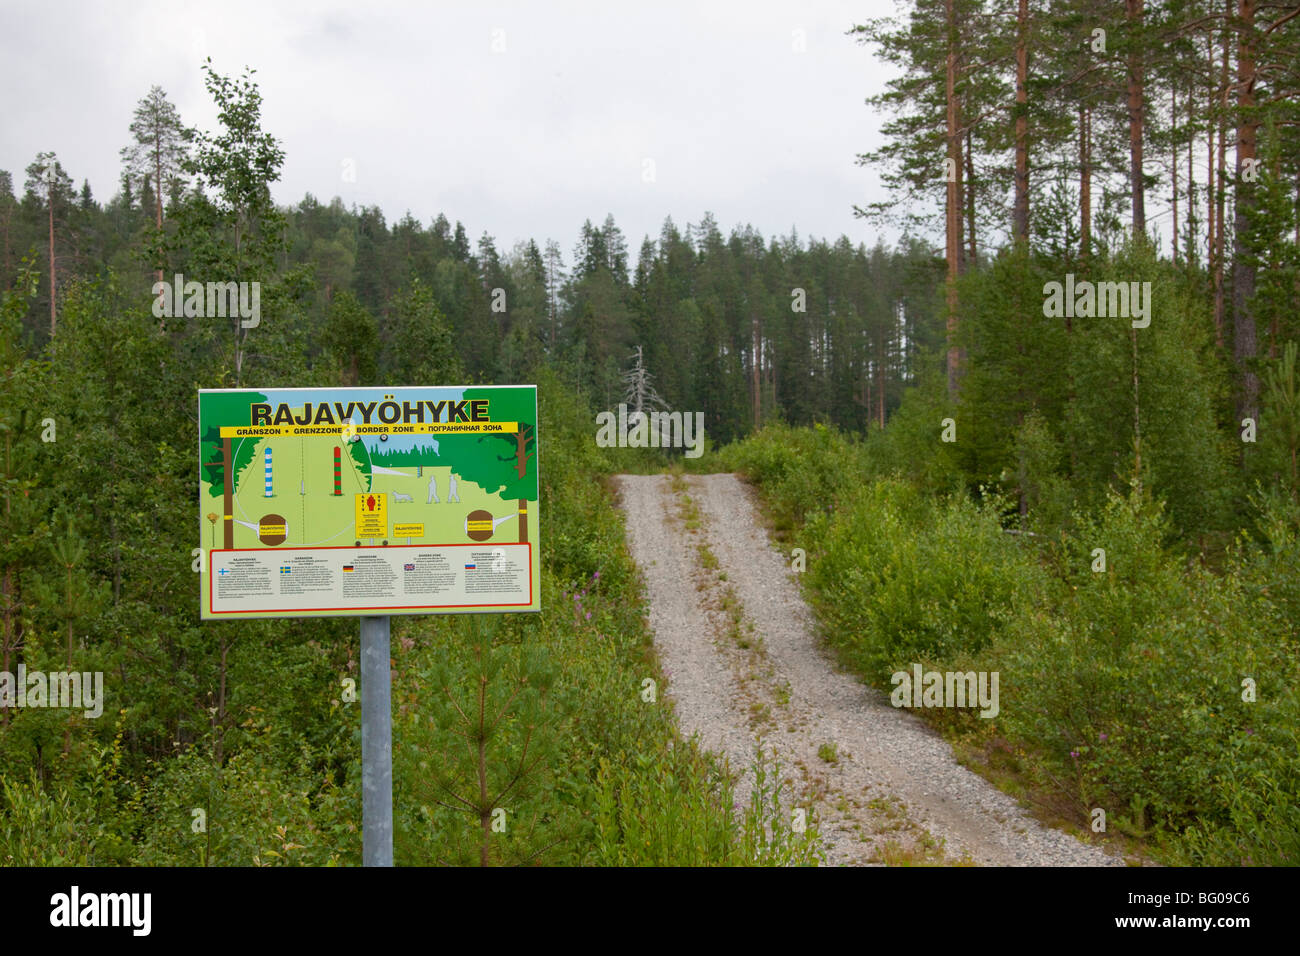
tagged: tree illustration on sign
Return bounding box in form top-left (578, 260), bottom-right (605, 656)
top-left (346, 431), bottom-right (374, 492)
top-left (199, 390), bottom-right (269, 548)
top-left (437, 388), bottom-right (537, 543)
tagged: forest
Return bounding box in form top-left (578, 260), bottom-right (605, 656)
top-left (1, 0), bottom-right (1298, 866)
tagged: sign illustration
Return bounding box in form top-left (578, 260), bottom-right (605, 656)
top-left (198, 385), bottom-right (540, 618)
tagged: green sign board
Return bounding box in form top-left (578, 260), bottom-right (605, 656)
top-left (198, 385), bottom-right (539, 619)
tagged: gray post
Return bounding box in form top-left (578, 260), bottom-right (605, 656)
top-left (361, 615), bottom-right (393, 866)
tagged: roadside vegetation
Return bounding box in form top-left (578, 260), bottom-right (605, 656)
top-left (717, 408), bottom-right (1300, 866)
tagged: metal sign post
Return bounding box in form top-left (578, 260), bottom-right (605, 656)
top-left (361, 615), bottom-right (393, 867)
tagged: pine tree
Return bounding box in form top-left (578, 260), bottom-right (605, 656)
top-left (543, 239), bottom-right (565, 351)
top-left (120, 86), bottom-right (190, 290)
top-left (412, 615), bottom-right (561, 866)
top-left (23, 153), bottom-right (74, 336)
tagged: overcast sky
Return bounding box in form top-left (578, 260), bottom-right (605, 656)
top-left (2, 0), bottom-right (915, 263)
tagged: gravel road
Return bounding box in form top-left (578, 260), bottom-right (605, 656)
top-left (614, 472), bottom-right (1127, 866)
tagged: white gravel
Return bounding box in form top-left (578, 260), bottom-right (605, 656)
top-left (614, 472), bottom-right (1128, 867)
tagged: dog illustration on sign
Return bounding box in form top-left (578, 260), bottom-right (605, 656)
top-left (392, 491), bottom-right (413, 503)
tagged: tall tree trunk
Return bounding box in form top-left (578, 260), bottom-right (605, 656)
top-left (863, 359), bottom-right (872, 426)
top-left (1214, 0), bottom-right (1231, 348)
top-left (1187, 81), bottom-right (1196, 267)
top-left (1207, 52), bottom-right (1218, 332)
top-left (1126, 0), bottom-right (1147, 236)
top-left (1295, 169), bottom-right (1300, 347)
top-left (1013, 0), bottom-right (1030, 243)
top-left (155, 128), bottom-right (164, 292)
top-left (1267, 154), bottom-right (1281, 359)
top-left (966, 130), bottom-right (977, 265)
top-left (1080, 106), bottom-right (1092, 260)
top-left (1, 203), bottom-right (10, 281)
top-left (548, 259), bottom-right (557, 350)
top-left (1172, 88), bottom-right (1180, 264)
top-left (1233, 0), bottom-right (1260, 422)
top-left (47, 185), bottom-right (56, 336)
top-left (877, 334), bottom-right (886, 428)
top-left (944, 0), bottom-right (962, 398)
top-left (759, 340), bottom-right (769, 421)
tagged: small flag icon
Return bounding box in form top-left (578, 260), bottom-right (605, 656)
top-left (280, 565), bottom-right (291, 574)
top-left (218, 568), bottom-right (229, 576)
top-left (464, 563), bottom-right (476, 570)
top-left (403, 563), bottom-right (415, 571)
top-left (343, 565), bottom-right (355, 573)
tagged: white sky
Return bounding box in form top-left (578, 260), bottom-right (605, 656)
top-left (1, 0), bottom-right (909, 263)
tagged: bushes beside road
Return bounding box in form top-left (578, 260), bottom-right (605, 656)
top-left (721, 424), bottom-right (1300, 865)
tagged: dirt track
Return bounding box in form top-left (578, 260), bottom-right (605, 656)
top-left (614, 472), bottom-right (1124, 866)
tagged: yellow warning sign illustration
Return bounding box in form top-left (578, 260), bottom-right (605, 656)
top-left (355, 492), bottom-right (387, 538)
